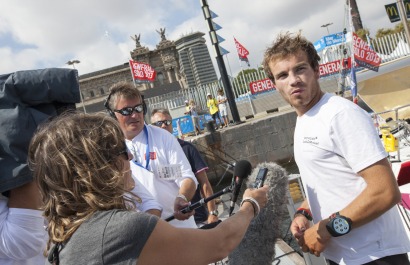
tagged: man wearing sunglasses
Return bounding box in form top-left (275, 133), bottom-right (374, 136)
top-left (105, 81), bottom-right (198, 229)
top-left (151, 109), bottom-right (219, 227)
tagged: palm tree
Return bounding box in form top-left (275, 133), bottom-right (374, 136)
top-left (350, 0), bottom-right (364, 32)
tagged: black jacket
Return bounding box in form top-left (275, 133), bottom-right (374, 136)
top-left (0, 68), bottom-right (80, 193)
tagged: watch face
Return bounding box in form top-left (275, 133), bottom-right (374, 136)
top-left (333, 217), bottom-right (350, 235)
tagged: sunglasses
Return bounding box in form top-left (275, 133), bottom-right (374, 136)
top-left (113, 104), bottom-right (144, 116)
top-left (152, 120), bottom-right (172, 127)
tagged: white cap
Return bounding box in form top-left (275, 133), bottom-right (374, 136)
top-left (207, 93), bottom-right (211, 96)
top-left (184, 100), bottom-right (188, 103)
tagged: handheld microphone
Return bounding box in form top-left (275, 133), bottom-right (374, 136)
top-left (229, 160), bottom-right (252, 216)
top-left (228, 162), bottom-right (289, 265)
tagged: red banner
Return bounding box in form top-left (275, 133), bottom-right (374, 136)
top-left (129, 60), bottom-right (156, 83)
top-left (234, 37), bottom-right (249, 61)
top-left (249, 78), bottom-right (276, 94)
top-left (352, 33), bottom-right (381, 72)
top-left (319, 58), bottom-right (352, 77)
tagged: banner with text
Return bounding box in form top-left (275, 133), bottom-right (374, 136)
top-left (352, 33), bottom-right (381, 72)
top-left (249, 78), bottom-right (276, 94)
top-left (129, 60), bottom-right (156, 83)
top-left (319, 58), bottom-right (352, 78)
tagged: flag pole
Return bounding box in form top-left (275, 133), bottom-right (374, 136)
top-left (224, 53), bottom-right (234, 80)
top-left (128, 59), bottom-right (137, 88)
top-left (348, 1), bottom-right (358, 104)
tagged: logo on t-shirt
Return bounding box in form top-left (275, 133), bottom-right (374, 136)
top-left (303, 136), bottom-right (319, 145)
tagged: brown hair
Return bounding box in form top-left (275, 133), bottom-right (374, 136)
top-left (106, 81), bottom-right (142, 110)
top-left (262, 31), bottom-right (320, 83)
top-left (28, 112), bottom-right (137, 249)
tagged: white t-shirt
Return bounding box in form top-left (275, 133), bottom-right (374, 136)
top-left (127, 125), bottom-right (198, 228)
top-left (0, 195), bottom-right (47, 265)
top-left (217, 95), bottom-right (227, 111)
top-left (294, 93), bottom-right (410, 265)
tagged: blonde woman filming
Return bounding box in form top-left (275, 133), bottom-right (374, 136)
top-left (28, 112), bottom-right (268, 265)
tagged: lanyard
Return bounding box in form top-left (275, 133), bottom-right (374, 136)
top-left (132, 125), bottom-right (150, 170)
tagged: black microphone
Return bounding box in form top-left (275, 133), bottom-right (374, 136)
top-left (229, 160), bottom-right (252, 216)
top-left (228, 162), bottom-right (289, 265)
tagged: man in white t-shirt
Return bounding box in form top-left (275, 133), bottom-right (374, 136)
top-left (262, 32), bottom-right (410, 265)
top-left (104, 81), bottom-right (198, 228)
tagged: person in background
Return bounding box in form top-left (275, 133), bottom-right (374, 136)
top-left (105, 81), bottom-right (198, 228)
top-left (217, 89), bottom-right (229, 128)
top-left (151, 108), bottom-right (219, 227)
top-left (207, 93), bottom-right (223, 129)
top-left (262, 31), bottom-right (410, 264)
top-left (185, 99), bottom-right (202, 135)
top-left (28, 112), bottom-right (269, 265)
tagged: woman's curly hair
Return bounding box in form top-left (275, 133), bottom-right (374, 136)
top-left (28, 112), bottom-right (137, 250)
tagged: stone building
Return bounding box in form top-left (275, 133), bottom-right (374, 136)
top-left (77, 29), bottom-right (216, 113)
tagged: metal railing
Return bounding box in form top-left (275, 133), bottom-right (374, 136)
top-left (372, 103), bottom-right (410, 162)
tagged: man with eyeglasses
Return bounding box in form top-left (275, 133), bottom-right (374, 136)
top-left (151, 109), bottom-right (219, 227)
top-left (105, 81), bottom-right (198, 229)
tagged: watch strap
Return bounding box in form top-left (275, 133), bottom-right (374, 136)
top-left (210, 210), bottom-right (219, 216)
top-left (294, 208), bottom-right (313, 221)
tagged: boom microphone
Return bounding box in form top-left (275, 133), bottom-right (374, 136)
top-left (228, 162), bottom-right (289, 265)
top-left (229, 160), bottom-right (252, 216)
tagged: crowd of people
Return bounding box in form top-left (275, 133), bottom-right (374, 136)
top-left (1, 31), bottom-right (409, 265)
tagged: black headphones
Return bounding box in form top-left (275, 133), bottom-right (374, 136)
top-left (104, 91), bottom-right (147, 119)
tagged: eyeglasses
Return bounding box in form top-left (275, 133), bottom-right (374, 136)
top-left (113, 104), bottom-right (144, 116)
top-left (152, 120), bottom-right (172, 127)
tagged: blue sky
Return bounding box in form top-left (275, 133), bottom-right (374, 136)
top-left (0, 0), bottom-right (399, 77)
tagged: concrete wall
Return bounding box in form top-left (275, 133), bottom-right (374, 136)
top-left (190, 109), bottom-right (297, 183)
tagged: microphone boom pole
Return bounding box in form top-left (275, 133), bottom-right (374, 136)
top-left (165, 185), bottom-right (232, 222)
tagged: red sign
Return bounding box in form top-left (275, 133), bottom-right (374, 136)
top-left (352, 33), bottom-right (381, 72)
top-left (129, 60), bottom-right (156, 83)
top-left (249, 78), bottom-right (276, 94)
top-left (319, 58), bottom-right (352, 77)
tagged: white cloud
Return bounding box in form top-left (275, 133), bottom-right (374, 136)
top-left (0, 0), bottom-right (399, 76)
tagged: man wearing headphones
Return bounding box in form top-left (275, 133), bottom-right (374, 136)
top-left (104, 81), bottom-right (198, 228)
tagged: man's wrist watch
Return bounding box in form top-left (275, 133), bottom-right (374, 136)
top-left (326, 212), bottom-right (352, 237)
top-left (210, 210), bottom-right (219, 216)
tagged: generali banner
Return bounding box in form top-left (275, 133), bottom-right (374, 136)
top-left (319, 58), bottom-right (352, 78)
top-left (129, 60), bottom-right (156, 83)
top-left (249, 78), bottom-right (276, 94)
top-left (352, 33), bottom-right (381, 72)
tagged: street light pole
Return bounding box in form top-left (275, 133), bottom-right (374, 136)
top-left (321, 22), bottom-right (333, 35)
top-left (200, 0), bottom-right (242, 124)
top-left (66, 60), bottom-right (86, 113)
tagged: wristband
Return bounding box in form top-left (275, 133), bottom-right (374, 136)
top-left (294, 208), bottom-right (313, 221)
top-left (177, 194), bottom-right (188, 202)
top-left (240, 197), bottom-right (260, 217)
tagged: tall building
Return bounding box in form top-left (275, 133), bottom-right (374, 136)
top-left (175, 32), bottom-right (217, 88)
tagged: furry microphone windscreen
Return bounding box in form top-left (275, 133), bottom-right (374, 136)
top-left (228, 162), bottom-right (288, 265)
